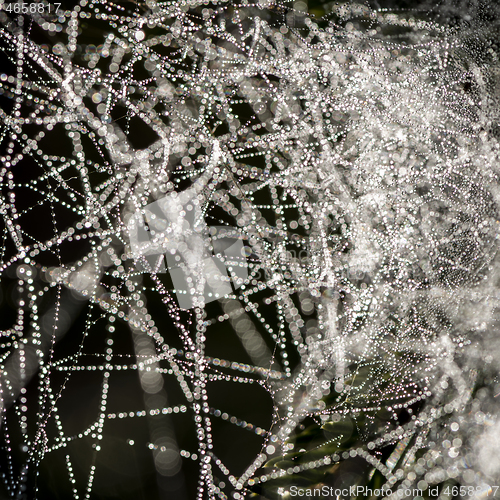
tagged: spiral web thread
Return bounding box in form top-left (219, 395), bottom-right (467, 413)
top-left (1, 0), bottom-right (500, 499)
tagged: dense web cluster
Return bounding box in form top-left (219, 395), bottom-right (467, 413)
top-left (1, 0), bottom-right (500, 499)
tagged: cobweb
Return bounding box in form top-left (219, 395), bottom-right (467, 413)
top-left (1, 0), bottom-right (500, 499)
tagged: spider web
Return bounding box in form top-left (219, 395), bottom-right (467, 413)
top-left (1, 1), bottom-right (500, 499)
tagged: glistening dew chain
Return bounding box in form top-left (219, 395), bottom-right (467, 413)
top-left (1, 1), bottom-right (500, 499)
